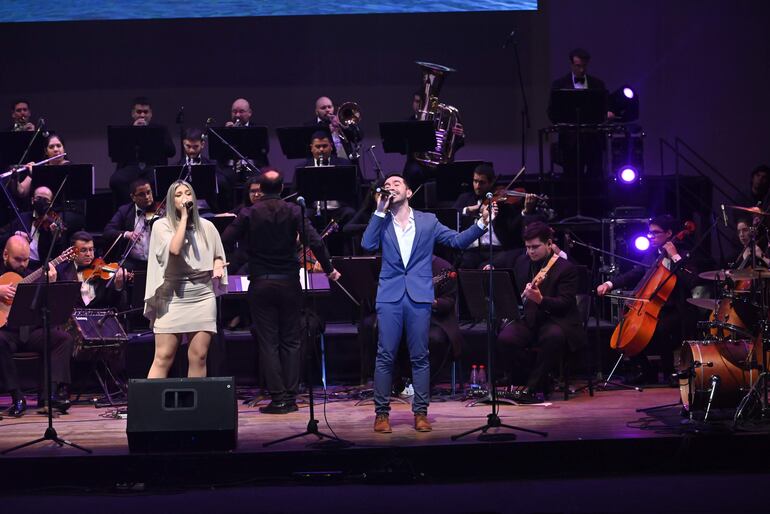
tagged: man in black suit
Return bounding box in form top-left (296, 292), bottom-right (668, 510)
top-left (102, 178), bottom-right (157, 271)
top-left (10, 98), bottom-right (34, 131)
top-left (177, 128), bottom-right (233, 211)
top-left (497, 221), bottom-right (587, 402)
top-left (596, 214), bottom-right (700, 384)
top-left (548, 48), bottom-right (612, 179)
top-left (0, 186), bottom-right (82, 271)
top-left (108, 96), bottom-right (176, 203)
top-left (305, 96), bottom-right (362, 162)
top-left (0, 236), bottom-right (74, 417)
top-left (222, 170), bottom-right (341, 414)
top-left (453, 163), bottom-right (543, 269)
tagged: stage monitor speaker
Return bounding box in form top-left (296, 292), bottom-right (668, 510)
top-left (126, 377), bottom-right (238, 452)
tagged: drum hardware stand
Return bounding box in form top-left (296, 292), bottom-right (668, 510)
top-left (2, 228), bottom-right (91, 455)
top-left (263, 197), bottom-right (351, 449)
top-left (452, 203), bottom-right (548, 442)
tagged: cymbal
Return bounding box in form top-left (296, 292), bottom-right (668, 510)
top-left (728, 205), bottom-right (770, 216)
top-left (687, 298), bottom-right (720, 310)
top-left (698, 268), bottom-right (770, 281)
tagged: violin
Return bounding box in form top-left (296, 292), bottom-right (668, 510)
top-left (143, 201), bottom-right (166, 221)
top-left (82, 258), bottom-right (133, 283)
top-left (486, 186), bottom-right (549, 207)
top-left (33, 210), bottom-right (66, 233)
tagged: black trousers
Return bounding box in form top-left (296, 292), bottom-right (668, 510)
top-left (0, 327), bottom-right (74, 395)
top-left (248, 277), bottom-right (302, 403)
top-left (497, 320), bottom-right (566, 392)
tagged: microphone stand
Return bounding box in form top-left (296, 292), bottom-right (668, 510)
top-left (15, 119), bottom-right (46, 168)
top-left (207, 126), bottom-right (262, 176)
top-left (368, 146), bottom-right (386, 180)
top-left (452, 199), bottom-right (548, 441)
top-left (505, 31), bottom-right (530, 170)
top-left (0, 170), bottom-right (32, 239)
top-left (263, 199), bottom-right (351, 449)
top-left (3, 224), bottom-right (91, 455)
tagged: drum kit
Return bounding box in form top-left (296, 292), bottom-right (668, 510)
top-left (680, 205), bottom-right (770, 422)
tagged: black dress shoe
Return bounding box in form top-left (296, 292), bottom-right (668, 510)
top-left (8, 398), bottom-right (27, 417)
top-left (37, 398), bottom-right (71, 415)
top-left (259, 401), bottom-right (298, 414)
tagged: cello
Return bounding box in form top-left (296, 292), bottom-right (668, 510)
top-left (610, 222), bottom-right (695, 357)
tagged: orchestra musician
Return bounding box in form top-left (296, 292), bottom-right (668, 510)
top-left (0, 236), bottom-right (74, 417)
top-left (453, 163), bottom-right (544, 269)
top-left (222, 170), bottom-right (340, 414)
top-left (177, 127), bottom-right (233, 211)
top-left (219, 97), bottom-right (268, 176)
top-left (108, 96), bottom-right (176, 203)
top-left (362, 173), bottom-right (493, 433)
top-left (13, 133), bottom-right (71, 200)
top-left (496, 222), bottom-right (587, 403)
top-left (103, 178), bottom-right (159, 271)
top-left (144, 180), bottom-right (227, 379)
top-left (10, 99), bottom-right (34, 132)
top-left (306, 96), bottom-right (361, 162)
top-left (0, 186), bottom-right (79, 272)
top-left (596, 215), bottom-right (699, 384)
top-left (733, 218), bottom-right (770, 268)
top-left (56, 231), bottom-right (130, 308)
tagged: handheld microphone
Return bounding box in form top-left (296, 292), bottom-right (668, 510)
top-left (502, 30), bottom-right (516, 48)
top-left (296, 196), bottom-right (306, 208)
top-left (375, 187), bottom-right (393, 198)
top-left (485, 192), bottom-right (494, 199)
top-left (369, 145), bottom-right (376, 151)
top-left (185, 201), bottom-right (194, 210)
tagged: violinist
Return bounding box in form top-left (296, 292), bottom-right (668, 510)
top-left (452, 163), bottom-right (545, 269)
top-left (56, 231), bottom-right (130, 308)
top-left (496, 222), bottom-right (587, 403)
top-left (733, 218), bottom-right (770, 269)
top-left (103, 178), bottom-right (158, 271)
top-left (596, 215), bottom-right (700, 384)
top-left (0, 186), bottom-right (71, 272)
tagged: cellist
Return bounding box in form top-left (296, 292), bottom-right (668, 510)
top-left (596, 215), bottom-right (700, 385)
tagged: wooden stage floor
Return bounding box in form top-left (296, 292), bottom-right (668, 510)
top-left (2, 385), bottom-right (770, 490)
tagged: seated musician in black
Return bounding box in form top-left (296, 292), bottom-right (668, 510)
top-left (496, 222), bottom-right (587, 403)
top-left (0, 236), bottom-right (74, 417)
top-left (177, 128), bottom-right (233, 211)
top-left (596, 214), bottom-right (699, 384)
top-left (102, 178), bottom-right (157, 271)
top-left (56, 231), bottom-right (130, 308)
top-left (452, 163), bottom-right (543, 269)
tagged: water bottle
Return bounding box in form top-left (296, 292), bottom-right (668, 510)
top-left (470, 365), bottom-right (479, 390)
top-left (478, 365), bottom-right (487, 391)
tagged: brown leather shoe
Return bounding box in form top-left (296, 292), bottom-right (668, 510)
top-left (414, 413), bottom-right (432, 432)
top-left (374, 414), bottom-right (392, 433)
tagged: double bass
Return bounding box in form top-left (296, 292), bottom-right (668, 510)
top-left (610, 223), bottom-right (695, 356)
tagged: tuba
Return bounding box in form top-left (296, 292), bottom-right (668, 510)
top-left (414, 61), bottom-right (462, 168)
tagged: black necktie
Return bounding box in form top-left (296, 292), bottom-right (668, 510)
top-left (574, 76), bottom-right (585, 85)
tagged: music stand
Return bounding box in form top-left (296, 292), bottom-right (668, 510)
top-left (548, 89), bottom-right (608, 125)
top-left (295, 165), bottom-right (359, 222)
top-left (0, 131), bottom-right (46, 167)
top-left (458, 270), bottom-right (520, 324)
top-left (434, 160), bottom-right (487, 202)
top-left (378, 120), bottom-right (436, 155)
top-left (154, 165), bottom-right (218, 206)
top-left (107, 126), bottom-right (169, 165)
top-left (207, 126), bottom-right (270, 164)
top-left (2, 281), bottom-right (89, 454)
top-left (31, 164), bottom-right (94, 201)
top-left (276, 126), bottom-right (332, 160)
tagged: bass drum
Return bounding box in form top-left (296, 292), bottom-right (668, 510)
top-left (679, 340), bottom-right (758, 412)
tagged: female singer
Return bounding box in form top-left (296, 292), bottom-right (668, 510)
top-left (15, 133), bottom-right (71, 199)
top-left (144, 180), bottom-right (228, 378)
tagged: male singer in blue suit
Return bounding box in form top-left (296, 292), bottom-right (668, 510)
top-left (362, 173), bottom-right (495, 433)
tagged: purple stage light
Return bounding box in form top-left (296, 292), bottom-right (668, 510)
top-left (634, 235), bottom-right (651, 251)
top-left (617, 166), bottom-right (638, 184)
top-left (623, 87), bottom-right (634, 99)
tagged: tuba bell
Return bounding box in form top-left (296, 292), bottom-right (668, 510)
top-left (413, 61), bottom-right (462, 168)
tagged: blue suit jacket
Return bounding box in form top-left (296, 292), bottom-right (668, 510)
top-left (361, 209), bottom-right (486, 303)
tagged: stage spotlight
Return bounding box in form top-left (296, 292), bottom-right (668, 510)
top-left (609, 85), bottom-right (639, 122)
top-left (616, 165), bottom-right (639, 184)
top-left (633, 235), bottom-right (650, 251)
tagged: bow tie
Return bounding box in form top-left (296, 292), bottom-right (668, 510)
top-left (574, 76), bottom-right (585, 85)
